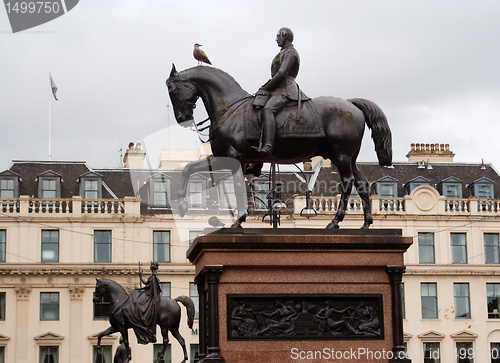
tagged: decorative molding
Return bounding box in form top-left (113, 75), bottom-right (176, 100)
top-left (69, 285), bottom-right (85, 299)
top-left (34, 331), bottom-right (64, 345)
top-left (451, 330), bottom-right (478, 341)
top-left (417, 330), bottom-right (445, 341)
top-left (88, 333), bottom-right (118, 345)
top-left (15, 285), bottom-right (31, 300)
top-left (0, 334), bottom-right (10, 342)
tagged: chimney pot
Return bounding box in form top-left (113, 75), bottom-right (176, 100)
top-left (411, 143), bottom-right (415, 151)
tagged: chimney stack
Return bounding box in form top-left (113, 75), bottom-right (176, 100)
top-left (406, 142), bottom-right (455, 162)
top-left (123, 142), bottom-right (146, 168)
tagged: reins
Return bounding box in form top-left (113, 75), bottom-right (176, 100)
top-left (192, 95), bottom-right (253, 143)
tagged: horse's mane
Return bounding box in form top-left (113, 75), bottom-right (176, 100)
top-left (100, 278), bottom-right (128, 295)
top-left (180, 66), bottom-right (247, 94)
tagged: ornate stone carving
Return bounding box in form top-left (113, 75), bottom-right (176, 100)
top-left (69, 285), bottom-right (85, 299)
top-left (15, 286), bottom-right (31, 300)
top-left (227, 294), bottom-right (384, 340)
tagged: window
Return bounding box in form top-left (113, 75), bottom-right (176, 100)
top-left (41, 230), bottom-right (59, 262)
top-left (153, 344), bottom-right (171, 363)
top-left (39, 346), bottom-right (58, 363)
top-left (438, 177), bottom-right (463, 198)
top-left (487, 283), bottom-right (500, 319)
top-left (451, 233), bottom-right (468, 264)
top-left (456, 342), bottom-right (473, 363)
top-left (40, 292), bottom-right (59, 321)
top-left (491, 342), bottom-right (500, 363)
top-left (469, 178), bottom-right (494, 199)
top-left (0, 346), bottom-right (4, 363)
top-left (375, 176), bottom-right (398, 197)
top-left (153, 180), bottom-right (168, 207)
top-left (83, 179), bottom-right (99, 199)
top-left (160, 282), bottom-right (171, 298)
top-left (190, 344), bottom-right (199, 363)
top-left (0, 178), bottom-right (15, 198)
top-left (0, 292), bottom-right (5, 321)
top-left (189, 230), bottom-right (203, 246)
top-left (153, 231), bottom-right (170, 263)
top-left (423, 342), bottom-right (440, 363)
top-left (421, 283), bottom-right (438, 319)
top-left (418, 232), bottom-right (435, 264)
top-left (189, 282), bottom-right (199, 320)
top-left (0, 230), bottom-right (5, 262)
top-left (93, 292), bottom-right (110, 320)
top-left (253, 181), bottom-right (270, 210)
top-left (188, 181), bottom-right (204, 208)
top-left (454, 283), bottom-right (471, 318)
top-left (485, 233), bottom-right (500, 264)
top-left (94, 230), bottom-right (112, 263)
top-left (406, 177), bottom-right (430, 194)
top-left (92, 345), bottom-right (111, 363)
top-left (219, 178), bottom-right (237, 209)
top-left (41, 179), bottom-right (57, 199)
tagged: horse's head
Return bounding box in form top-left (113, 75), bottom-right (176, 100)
top-left (166, 64), bottom-right (198, 128)
top-left (93, 278), bottom-right (108, 303)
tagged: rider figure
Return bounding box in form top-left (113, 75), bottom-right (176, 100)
top-left (137, 261), bottom-right (162, 342)
top-left (253, 27), bottom-right (301, 157)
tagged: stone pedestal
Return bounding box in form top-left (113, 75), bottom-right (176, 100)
top-left (187, 229), bottom-right (412, 363)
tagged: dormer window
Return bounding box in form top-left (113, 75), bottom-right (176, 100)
top-left (148, 173), bottom-right (170, 208)
top-left (37, 171), bottom-right (62, 199)
top-left (468, 177), bottom-right (494, 199)
top-left (438, 177), bottom-right (463, 198)
top-left (0, 171), bottom-right (20, 198)
top-left (375, 176), bottom-right (398, 197)
top-left (405, 177), bottom-right (430, 194)
top-left (78, 172), bottom-right (103, 199)
top-left (0, 179), bottom-right (15, 198)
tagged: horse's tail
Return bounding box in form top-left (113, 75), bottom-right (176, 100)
top-left (175, 295), bottom-right (195, 329)
top-left (348, 98), bottom-right (392, 166)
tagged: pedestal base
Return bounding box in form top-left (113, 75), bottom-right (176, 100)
top-left (188, 229), bottom-right (412, 363)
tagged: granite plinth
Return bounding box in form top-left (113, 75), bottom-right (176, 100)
top-left (188, 229), bottom-right (412, 363)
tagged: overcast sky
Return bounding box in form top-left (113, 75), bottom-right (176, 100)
top-left (1, 0), bottom-right (499, 172)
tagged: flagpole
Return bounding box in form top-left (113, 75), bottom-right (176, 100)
top-left (48, 72), bottom-right (52, 160)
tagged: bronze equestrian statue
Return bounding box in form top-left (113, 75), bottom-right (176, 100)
top-left (94, 264), bottom-right (195, 363)
top-left (166, 28), bottom-right (392, 229)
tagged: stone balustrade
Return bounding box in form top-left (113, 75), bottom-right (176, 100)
top-left (0, 196), bottom-right (141, 218)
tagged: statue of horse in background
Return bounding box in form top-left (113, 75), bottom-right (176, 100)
top-left (166, 65), bottom-right (392, 229)
top-left (94, 278), bottom-right (195, 363)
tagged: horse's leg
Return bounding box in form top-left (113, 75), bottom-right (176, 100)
top-left (229, 160), bottom-right (247, 228)
top-left (170, 328), bottom-right (189, 363)
top-left (327, 153), bottom-right (354, 229)
top-left (121, 329), bottom-right (132, 361)
top-left (154, 324), bottom-right (170, 363)
top-left (97, 325), bottom-right (119, 350)
top-left (352, 161), bottom-right (373, 229)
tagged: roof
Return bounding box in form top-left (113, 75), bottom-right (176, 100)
top-left (3, 159), bottom-right (500, 208)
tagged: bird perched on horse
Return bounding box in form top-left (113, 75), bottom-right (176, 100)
top-left (193, 43), bottom-right (212, 65)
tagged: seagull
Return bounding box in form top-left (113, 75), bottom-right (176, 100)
top-left (208, 216), bottom-right (225, 228)
top-left (193, 43), bottom-right (212, 66)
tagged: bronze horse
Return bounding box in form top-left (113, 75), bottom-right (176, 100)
top-left (166, 65), bottom-right (392, 228)
top-left (94, 278), bottom-right (195, 363)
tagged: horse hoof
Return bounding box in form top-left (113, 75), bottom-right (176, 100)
top-left (178, 200), bottom-right (189, 217)
top-left (326, 222), bottom-right (339, 229)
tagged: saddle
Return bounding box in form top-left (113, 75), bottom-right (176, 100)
top-left (247, 96), bottom-right (324, 140)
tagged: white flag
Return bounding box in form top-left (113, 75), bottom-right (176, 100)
top-left (50, 74), bottom-right (58, 100)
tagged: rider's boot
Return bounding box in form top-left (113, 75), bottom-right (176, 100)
top-left (252, 109), bottom-right (275, 157)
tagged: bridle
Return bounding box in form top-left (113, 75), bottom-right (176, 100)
top-left (170, 78), bottom-right (253, 143)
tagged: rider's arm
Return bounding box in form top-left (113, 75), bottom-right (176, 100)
top-left (262, 49), bottom-right (297, 91)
